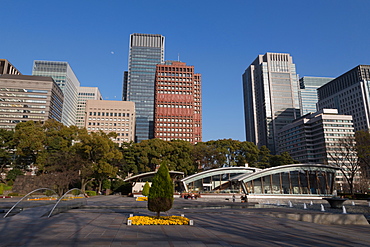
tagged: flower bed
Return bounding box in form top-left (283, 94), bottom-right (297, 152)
top-left (128, 216), bottom-right (190, 225)
top-left (28, 197), bottom-right (57, 201)
top-left (136, 197), bottom-right (148, 201)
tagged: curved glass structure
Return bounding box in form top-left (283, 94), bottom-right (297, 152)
top-left (237, 164), bottom-right (339, 196)
top-left (180, 167), bottom-right (260, 193)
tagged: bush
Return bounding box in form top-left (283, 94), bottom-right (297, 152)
top-left (111, 180), bottom-right (132, 195)
top-left (72, 189), bottom-right (81, 196)
top-left (8, 192), bottom-right (19, 196)
top-left (85, 190), bottom-right (97, 196)
top-left (0, 184), bottom-right (3, 195)
top-left (142, 181), bottom-right (150, 196)
top-left (148, 163), bottom-right (173, 218)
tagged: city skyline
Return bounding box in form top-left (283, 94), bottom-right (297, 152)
top-left (2, 1), bottom-right (370, 141)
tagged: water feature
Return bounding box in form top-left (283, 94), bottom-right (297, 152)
top-left (342, 205), bottom-right (347, 214)
top-left (4, 188), bottom-right (58, 218)
top-left (310, 201), bottom-right (313, 206)
top-left (303, 203), bottom-right (307, 210)
top-left (48, 188), bottom-right (87, 217)
top-left (320, 204), bottom-right (325, 212)
top-left (288, 201), bottom-right (293, 208)
top-left (352, 201), bottom-right (355, 206)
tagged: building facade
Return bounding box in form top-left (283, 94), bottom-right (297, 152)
top-left (299, 76), bottom-right (334, 115)
top-left (0, 59), bottom-right (22, 75)
top-left (123, 33), bottom-right (165, 142)
top-left (153, 61), bottom-right (202, 144)
top-left (84, 100), bottom-right (135, 145)
top-left (243, 52), bottom-right (300, 154)
top-left (76, 87), bottom-right (103, 128)
top-left (317, 65), bottom-right (370, 132)
top-left (277, 109), bottom-right (358, 188)
top-left (0, 75), bottom-right (63, 129)
top-left (32, 61), bottom-right (80, 127)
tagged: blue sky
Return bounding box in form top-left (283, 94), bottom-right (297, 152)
top-left (2, 0), bottom-right (370, 142)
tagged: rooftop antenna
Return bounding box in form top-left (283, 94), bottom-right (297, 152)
top-left (178, 53), bottom-right (180, 62)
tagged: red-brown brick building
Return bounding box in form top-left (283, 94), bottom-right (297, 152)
top-left (154, 61), bottom-right (202, 144)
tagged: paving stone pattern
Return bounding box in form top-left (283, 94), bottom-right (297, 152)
top-left (0, 196), bottom-right (369, 246)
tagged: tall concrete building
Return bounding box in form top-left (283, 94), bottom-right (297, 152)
top-left (76, 87), bottom-right (103, 128)
top-left (317, 65), bottom-right (370, 132)
top-left (0, 59), bottom-right (22, 75)
top-left (32, 61), bottom-right (80, 127)
top-left (299, 76), bottom-right (334, 115)
top-left (242, 52), bottom-right (300, 154)
top-left (122, 33), bottom-right (165, 142)
top-left (154, 61), bottom-right (202, 144)
top-left (277, 109), bottom-right (358, 188)
top-left (84, 100), bottom-right (135, 146)
top-left (0, 75), bottom-right (63, 129)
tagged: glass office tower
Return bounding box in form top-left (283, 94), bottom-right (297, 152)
top-left (243, 53), bottom-right (300, 154)
top-left (123, 33), bottom-right (165, 142)
top-left (299, 76), bottom-right (333, 116)
top-left (33, 61), bottom-right (80, 127)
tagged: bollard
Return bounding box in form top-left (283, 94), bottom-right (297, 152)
top-left (127, 220), bottom-right (132, 226)
top-left (189, 220), bottom-right (193, 225)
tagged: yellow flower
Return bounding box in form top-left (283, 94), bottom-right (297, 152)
top-left (128, 216), bottom-right (190, 225)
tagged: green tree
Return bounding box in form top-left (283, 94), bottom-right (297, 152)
top-left (13, 121), bottom-right (45, 170)
top-left (237, 141), bottom-right (259, 167)
top-left (0, 129), bottom-right (14, 183)
top-left (192, 142), bottom-right (223, 170)
top-left (355, 130), bottom-right (370, 179)
top-left (148, 163), bottom-right (173, 218)
top-left (6, 168), bottom-right (23, 186)
top-left (132, 138), bottom-right (172, 172)
top-left (142, 181), bottom-right (150, 196)
top-left (74, 129), bottom-right (121, 193)
top-left (167, 140), bottom-right (196, 175)
top-left (270, 152), bottom-right (298, 167)
top-left (255, 146), bottom-right (271, 168)
top-left (118, 141), bottom-right (138, 179)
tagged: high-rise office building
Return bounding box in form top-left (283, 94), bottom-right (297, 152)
top-left (0, 74), bottom-right (63, 129)
top-left (242, 52), bottom-right (300, 154)
top-left (299, 76), bottom-right (334, 115)
top-left (277, 109), bottom-right (358, 188)
top-left (84, 100), bottom-right (135, 146)
top-left (123, 33), bottom-right (165, 142)
top-left (32, 61), bottom-right (80, 127)
top-left (76, 87), bottom-right (103, 128)
top-left (317, 65), bottom-right (370, 132)
top-left (0, 59), bottom-right (22, 75)
top-left (154, 61), bottom-right (202, 144)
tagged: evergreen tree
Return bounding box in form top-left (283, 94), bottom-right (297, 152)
top-left (148, 163), bottom-right (173, 218)
top-left (142, 181), bottom-right (150, 196)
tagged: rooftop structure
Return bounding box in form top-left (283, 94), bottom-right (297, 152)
top-left (0, 59), bottom-right (22, 75)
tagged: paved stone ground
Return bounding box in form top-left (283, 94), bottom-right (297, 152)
top-left (0, 196), bottom-right (369, 246)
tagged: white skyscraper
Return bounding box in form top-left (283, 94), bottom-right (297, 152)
top-left (242, 52), bottom-right (300, 154)
top-left (32, 61), bottom-right (80, 126)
